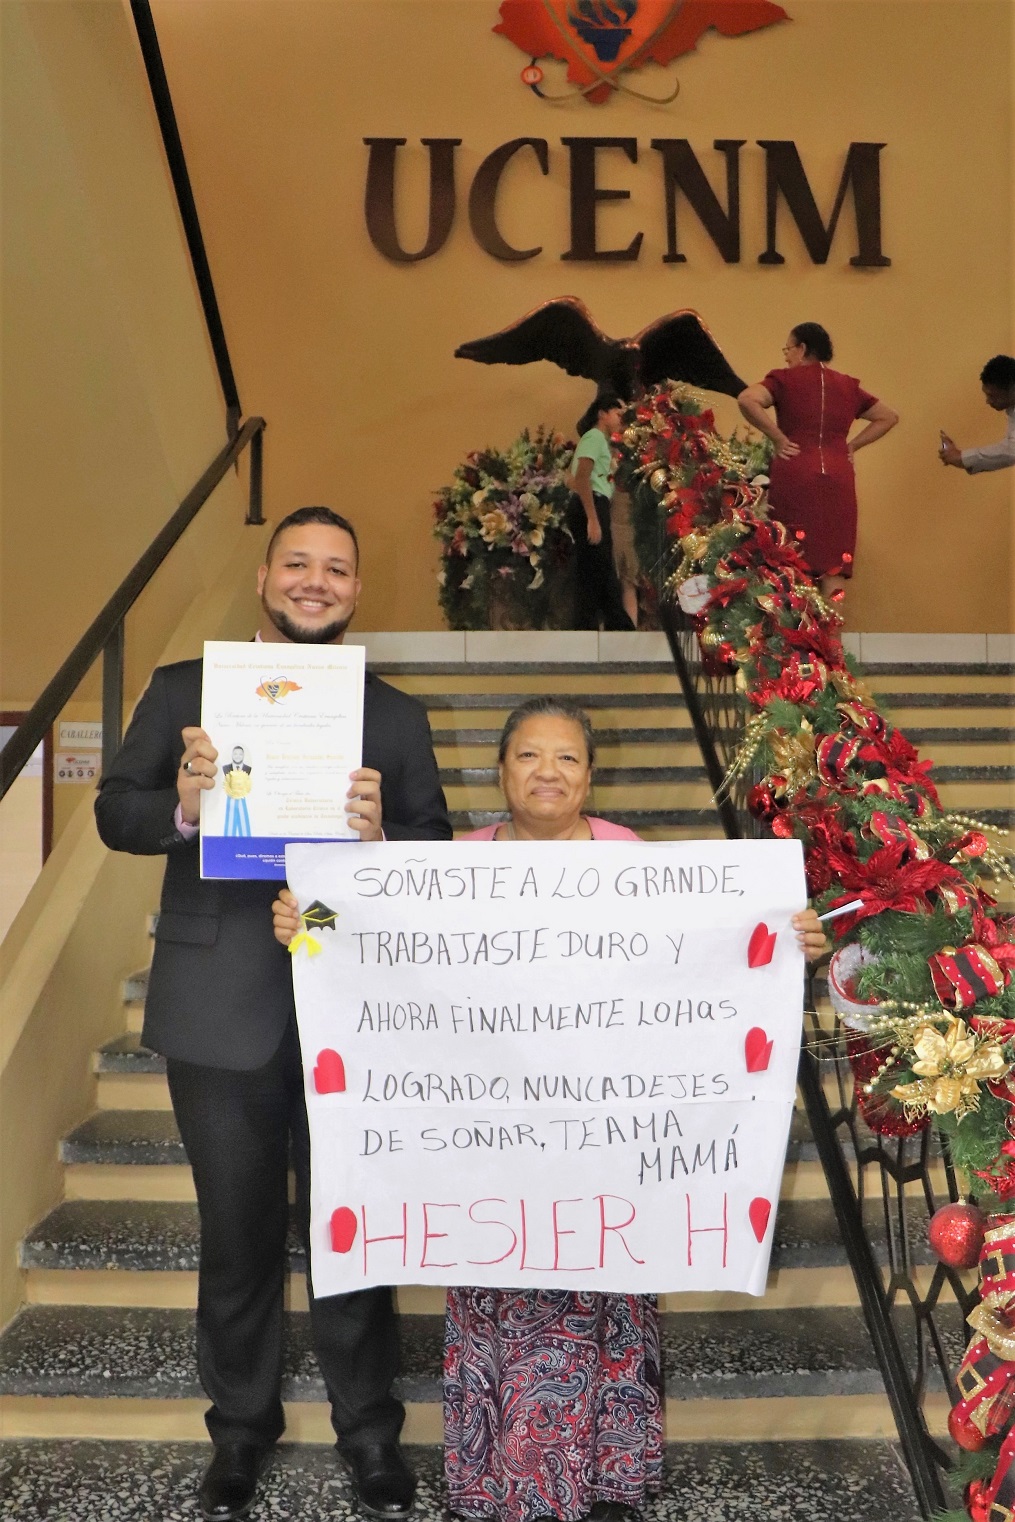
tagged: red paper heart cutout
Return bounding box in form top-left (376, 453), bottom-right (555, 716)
top-left (748, 922), bottom-right (777, 968)
top-left (314, 1048), bottom-right (346, 1095)
top-left (749, 1197), bottom-right (772, 1243)
top-left (744, 1027), bottom-right (774, 1073)
top-left (330, 1207), bottom-right (358, 1254)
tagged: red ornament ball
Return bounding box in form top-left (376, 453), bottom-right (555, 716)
top-left (928, 1203), bottom-right (987, 1270)
top-left (965, 1478), bottom-right (992, 1521)
top-left (948, 1404), bottom-right (987, 1452)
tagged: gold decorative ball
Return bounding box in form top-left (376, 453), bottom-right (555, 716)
top-left (650, 469), bottom-right (668, 494)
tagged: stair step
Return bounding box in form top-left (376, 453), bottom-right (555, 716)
top-left (94, 1033), bottom-right (162, 1076)
top-left (424, 692), bottom-right (690, 711)
top-left (861, 662), bottom-right (1014, 676)
top-left (877, 691), bottom-right (1015, 708)
top-left (18, 1196), bottom-right (924, 1277)
top-left (59, 1108), bottom-right (847, 1208)
top-left (905, 726), bottom-right (1015, 746)
top-left (433, 726), bottom-right (699, 746)
top-left (0, 1306), bottom-right (441, 1403)
top-left (61, 1112), bottom-right (182, 1166)
top-left (62, 1104), bottom-right (823, 1166)
top-left (0, 1438), bottom-right (925, 1520)
top-left (442, 763), bottom-right (1015, 784)
top-left (441, 765), bottom-right (711, 785)
top-left (392, 670), bottom-right (684, 694)
top-left (0, 1302), bottom-right (957, 1405)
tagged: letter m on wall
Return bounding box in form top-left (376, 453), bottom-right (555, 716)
top-left (758, 142), bottom-right (890, 267)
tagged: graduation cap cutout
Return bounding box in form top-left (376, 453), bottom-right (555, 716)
top-left (288, 900), bottom-right (339, 958)
top-left (302, 900), bottom-right (339, 932)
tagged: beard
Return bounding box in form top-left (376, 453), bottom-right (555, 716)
top-left (261, 594), bottom-right (353, 645)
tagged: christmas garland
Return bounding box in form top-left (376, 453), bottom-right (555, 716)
top-left (613, 382), bottom-right (1015, 1521)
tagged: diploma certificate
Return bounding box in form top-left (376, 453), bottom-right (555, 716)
top-left (199, 641), bottom-right (365, 880)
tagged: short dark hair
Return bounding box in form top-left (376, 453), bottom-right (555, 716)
top-left (498, 696), bottom-right (596, 766)
top-left (980, 355), bottom-right (1015, 389)
top-left (265, 506), bottom-right (359, 565)
top-left (790, 323), bottom-right (834, 363)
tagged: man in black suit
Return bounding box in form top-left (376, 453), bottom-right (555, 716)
top-left (95, 507), bottom-right (451, 1522)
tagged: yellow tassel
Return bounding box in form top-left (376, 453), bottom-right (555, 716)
top-left (287, 930), bottom-right (322, 958)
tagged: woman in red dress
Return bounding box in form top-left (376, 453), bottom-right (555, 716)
top-left (738, 323), bottom-right (898, 602)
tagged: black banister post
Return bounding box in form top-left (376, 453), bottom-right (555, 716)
top-left (248, 424), bottom-right (264, 526)
top-left (102, 624), bottom-right (125, 776)
top-left (796, 1050), bottom-right (947, 1517)
top-left (129, 0), bottom-right (242, 436)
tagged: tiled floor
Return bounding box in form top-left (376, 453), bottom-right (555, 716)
top-left (0, 1440), bottom-right (925, 1522)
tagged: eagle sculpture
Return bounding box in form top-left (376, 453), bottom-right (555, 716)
top-left (454, 296), bottom-right (746, 406)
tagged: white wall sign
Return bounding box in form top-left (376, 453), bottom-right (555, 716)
top-left (54, 751), bottom-right (99, 784)
top-left (58, 721), bottom-right (102, 749)
top-left (287, 838), bottom-right (807, 1299)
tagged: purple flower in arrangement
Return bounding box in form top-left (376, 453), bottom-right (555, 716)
top-left (511, 536), bottom-right (529, 556)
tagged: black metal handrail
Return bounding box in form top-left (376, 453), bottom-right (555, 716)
top-left (130, 0), bottom-right (242, 437)
top-left (658, 595), bottom-right (954, 1518)
top-left (0, 417), bottom-right (265, 797)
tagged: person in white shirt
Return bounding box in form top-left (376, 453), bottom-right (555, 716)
top-left (940, 354), bottom-right (1015, 472)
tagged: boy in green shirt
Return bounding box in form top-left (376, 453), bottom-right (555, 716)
top-left (569, 392), bottom-right (635, 631)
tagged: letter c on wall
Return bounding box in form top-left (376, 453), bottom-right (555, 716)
top-left (468, 138), bottom-right (549, 261)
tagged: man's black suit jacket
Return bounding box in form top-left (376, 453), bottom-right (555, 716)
top-left (95, 658), bottom-right (452, 1070)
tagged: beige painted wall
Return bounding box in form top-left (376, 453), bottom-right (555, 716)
top-left (0, 527), bottom-right (269, 1330)
top-left (1, 0), bottom-right (260, 713)
top-left (149, 0), bottom-right (1013, 633)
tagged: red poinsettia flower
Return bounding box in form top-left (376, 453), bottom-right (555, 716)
top-left (780, 620), bottom-right (847, 669)
top-left (824, 840), bottom-right (968, 928)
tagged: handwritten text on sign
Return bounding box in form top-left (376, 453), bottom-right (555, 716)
top-left (287, 838), bottom-right (806, 1297)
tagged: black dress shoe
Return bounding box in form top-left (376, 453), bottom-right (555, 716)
top-left (339, 1441), bottom-right (416, 1518)
top-left (198, 1443), bottom-right (271, 1522)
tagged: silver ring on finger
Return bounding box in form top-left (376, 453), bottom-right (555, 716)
top-left (183, 760), bottom-right (194, 773)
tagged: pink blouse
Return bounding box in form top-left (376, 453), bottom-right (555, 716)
top-left (462, 817), bottom-right (641, 842)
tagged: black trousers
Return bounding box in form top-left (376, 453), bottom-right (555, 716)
top-left (166, 1018), bottom-right (404, 1450)
top-left (569, 493), bottom-right (635, 631)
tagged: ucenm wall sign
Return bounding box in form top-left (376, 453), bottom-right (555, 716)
top-left (362, 3), bottom-right (888, 270)
top-left (363, 138), bottom-right (889, 269)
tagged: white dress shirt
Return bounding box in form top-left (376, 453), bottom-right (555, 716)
top-left (962, 405), bottom-right (1015, 472)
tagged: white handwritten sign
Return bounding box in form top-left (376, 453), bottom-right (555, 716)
top-left (287, 838), bottom-right (806, 1298)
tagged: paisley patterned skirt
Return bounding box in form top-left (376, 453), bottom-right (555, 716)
top-left (444, 1288), bottom-right (663, 1522)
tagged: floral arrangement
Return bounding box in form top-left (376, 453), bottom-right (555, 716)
top-left (433, 427), bottom-right (576, 630)
top-left (613, 383), bottom-right (1015, 1521)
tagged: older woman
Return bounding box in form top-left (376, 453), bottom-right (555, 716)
top-left (273, 696), bottom-right (827, 1522)
top-left (737, 322), bottom-right (898, 603)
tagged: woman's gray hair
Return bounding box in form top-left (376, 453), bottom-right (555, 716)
top-left (497, 696), bottom-right (596, 766)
